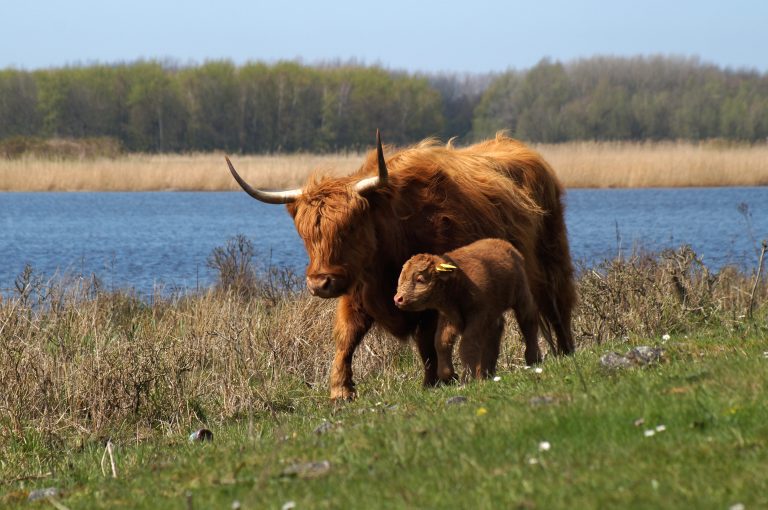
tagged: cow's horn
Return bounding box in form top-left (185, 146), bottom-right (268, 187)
top-left (354, 129), bottom-right (389, 194)
top-left (226, 156), bottom-right (302, 204)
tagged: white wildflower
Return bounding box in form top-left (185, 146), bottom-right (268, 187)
top-left (662, 334), bottom-right (671, 342)
top-left (655, 424), bottom-right (667, 433)
top-left (493, 376), bottom-right (502, 382)
top-left (644, 429), bottom-right (655, 437)
top-left (533, 367), bottom-right (544, 374)
top-left (282, 502), bottom-right (297, 510)
top-left (538, 441), bottom-right (551, 452)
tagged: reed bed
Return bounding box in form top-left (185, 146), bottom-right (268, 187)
top-left (2, 141), bottom-right (767, 191)
top-left (1, 245), bottom-right (765, 446)
top-left (0, 152), bottom-right (362, 192)
top-left (537, 140), bottom-right (768, 188)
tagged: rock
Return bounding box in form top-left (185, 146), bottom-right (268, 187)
top-left (529, 395), bottom-right (556, 406)
top-left (601, 346), bottom-right (665, 369)
top-left (626, 346), bottom-right (664, 365)
top-left (281, 460), bottom-right (331, 479)
top-left (600, 352), bottom-right (632, 369)
top-left (27, 487), bottom-right (59, 502)
top-left (446, 396), bottom-right (468, 405)
top-left (313, 420), bottom-right (333, 435)
top-left (188, 428), bottom-right (214, 442)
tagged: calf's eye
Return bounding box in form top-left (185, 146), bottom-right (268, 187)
top-left (415, 275), bottom-right (426, 283)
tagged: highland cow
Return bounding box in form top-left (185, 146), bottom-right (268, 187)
top-left (394, 238), bottom-right (541, 381)
top-left (226, 131), bottom-right (575, 400)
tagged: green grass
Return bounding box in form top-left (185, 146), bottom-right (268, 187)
top-left (4, 330), bottom-right (766, 509)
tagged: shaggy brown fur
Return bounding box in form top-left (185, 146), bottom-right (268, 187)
top-left (242, 133), bottom-right (575, 400)
top-left (394, 239), bottom-right (541, 381)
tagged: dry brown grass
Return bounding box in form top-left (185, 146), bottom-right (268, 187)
top-left (0, 152), bottom-right (363, 192)
top-left (536, 140), bottom-right (768, 188)
top-left (2, 141), bottom-right (768, 191)
top-left (1, 246), bottom-right (764, 445)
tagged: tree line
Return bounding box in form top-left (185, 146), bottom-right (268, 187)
top-left (0, 56), bottom-right (766, 154)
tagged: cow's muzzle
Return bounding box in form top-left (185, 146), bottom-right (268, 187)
top-left (306, 274), bottom-right (348, 298)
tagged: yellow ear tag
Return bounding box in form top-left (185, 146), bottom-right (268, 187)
top-left (435, 263), bottom-right (457, 273)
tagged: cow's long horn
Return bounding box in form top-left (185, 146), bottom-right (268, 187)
top-left (225, 156), bottom-right (302, 204)
top-left (354, 129), bottom-right (389, 194)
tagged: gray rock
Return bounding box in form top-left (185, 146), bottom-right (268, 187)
top-left (281, 460), bottom-right (331, 479)
top-left (627, 346), bottom-right (664, 365)
top-left (313, 420), bottom-right (333, 435)
top-left (446, 396), bottom-right (468, 405)
top-left (529, 395), bottom-right (556, 406)
top-left (601, 346), bottom-right (665, 369)
top-left (600, 352), bottom-right (632, 369)
top-left (27, 487), bottom-right (59, 502)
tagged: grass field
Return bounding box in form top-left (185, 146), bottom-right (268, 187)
top-left (3, 332), bottom-right (767, 509)
top-left (1, 141), bottom-right (768, 191)
top-left (1, 245), bottom-right (767, 508)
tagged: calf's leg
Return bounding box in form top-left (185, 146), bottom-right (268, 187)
top-left (480, 316), bottom-right (504, 377)
top-left (434, 315), bottom-right (460, 383)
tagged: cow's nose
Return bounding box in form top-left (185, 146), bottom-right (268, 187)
top-left (306, 274), bottom-right (346, 298)
top-left (394, 294), bottom-right (404, 305)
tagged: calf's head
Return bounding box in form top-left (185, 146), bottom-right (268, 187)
top-left (394, 254), bottom-right (457, 311)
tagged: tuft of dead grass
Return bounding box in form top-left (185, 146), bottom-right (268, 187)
top-left (2, 141), bottom-right (767, 191)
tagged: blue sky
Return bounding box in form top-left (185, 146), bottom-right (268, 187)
top-left (2, 0), bottom-right (766, 73)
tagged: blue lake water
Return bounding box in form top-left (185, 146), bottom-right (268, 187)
top-left (1, 188), bottom-right (767, 295)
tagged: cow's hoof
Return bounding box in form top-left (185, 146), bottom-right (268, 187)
top-left (330, 386), bottom-right (356, 402)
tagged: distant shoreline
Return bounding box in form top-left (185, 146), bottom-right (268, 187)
top-left (2, 141), bottom-right (767, 191)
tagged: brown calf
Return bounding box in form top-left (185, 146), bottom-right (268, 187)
top-left (394, 238), bottom-right (541, 381)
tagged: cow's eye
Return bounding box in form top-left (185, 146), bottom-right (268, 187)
top-left (415, 275), bottom-right (426, 284)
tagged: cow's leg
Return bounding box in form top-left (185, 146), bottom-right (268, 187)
top-left (480, 316), bottom-right (504, 377)
top-left (414, 310), bottom-right (440, 387)
top-left (552, 293), bottom-right (575, 356)
top-left (514, 297), bottom-right (542, 366)
top-left (434, 315), bottom-right (460, 383)
top-left (330, 295), bottom-right (373, 401)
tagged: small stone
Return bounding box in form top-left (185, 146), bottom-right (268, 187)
top-left (313, 420), bottom-right (333, 435)
top-left (28, 488), bottom-right (59, 502)
top-left (627, 346), bottom-right (664, 365)
top-left (281, 460), bottom-right (331, 479)
top-left (600, 352), bottom-right (631, 369)
top-left (529, 395), bottom-right (556, 406)
top-left (188, 428), bottom-right (213, 442)
top-left (446, 396), bottom-right (468, 405)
